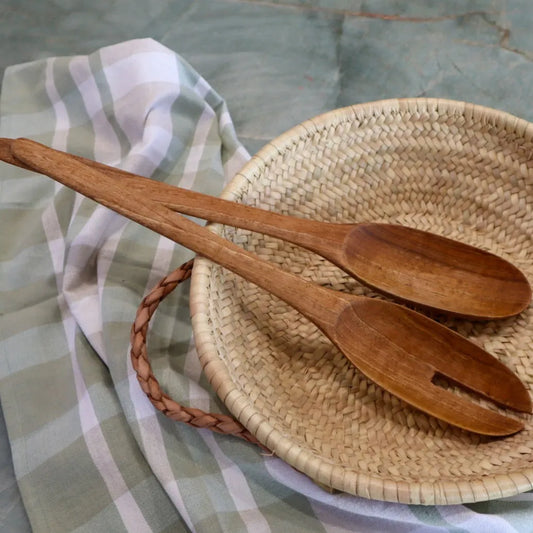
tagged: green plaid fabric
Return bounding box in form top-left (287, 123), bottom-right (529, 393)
top-left (1, 38), bottom-right (532, 533)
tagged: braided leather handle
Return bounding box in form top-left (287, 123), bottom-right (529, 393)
top-left (130, 259), bottom-right (265, 448)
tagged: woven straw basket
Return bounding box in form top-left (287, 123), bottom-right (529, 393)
top-left (188, 98), bottom-right (533, 505)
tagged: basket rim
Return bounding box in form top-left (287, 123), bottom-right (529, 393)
top-left (189, 97), bottom-right (533, 505)
top-left (228, 97), bottom-right (533, 204)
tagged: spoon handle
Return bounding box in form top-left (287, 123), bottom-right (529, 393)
top-left (0, 137), bottom-right (349, 260)
top-left (10, 138), bottom-right (346, 329)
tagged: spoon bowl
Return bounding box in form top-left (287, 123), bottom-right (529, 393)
top-left (342, 223), bottom-right (531, 319)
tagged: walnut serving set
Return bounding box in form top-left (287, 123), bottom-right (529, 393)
top-left (2, 98), bottom-right (533, 505)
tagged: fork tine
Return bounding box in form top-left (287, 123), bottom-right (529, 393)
top-left (333, 298), bottom-right (530, 435)
top-left (345, 298), bottom-right (532, 415)
top-left (417, 380), bottom-right (524, 435)
top-left (401, 311), bottom-right (532, 413)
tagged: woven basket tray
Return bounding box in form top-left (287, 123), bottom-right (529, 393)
top-left (189, 98), bottom-right (533, 505)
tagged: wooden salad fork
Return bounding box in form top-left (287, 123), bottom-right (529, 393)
top-left (2, 138), bottom-right (532, 436)
top-left (0, 138), bottom-right (529, 320)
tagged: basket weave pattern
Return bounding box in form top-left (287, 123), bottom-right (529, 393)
top-left (190, 99), bottom-right (533, 505)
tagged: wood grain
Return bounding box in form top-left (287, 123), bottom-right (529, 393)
top-left (6, 137), bottom-right (532, 436)
top-left (1, 137), bottom-right (529, 319)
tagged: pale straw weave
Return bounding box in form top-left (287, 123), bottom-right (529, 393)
top-left (189, 98), bottom-right (533, 505)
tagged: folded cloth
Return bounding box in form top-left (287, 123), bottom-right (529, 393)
top-left (0, 38), bottom-right (532, 533)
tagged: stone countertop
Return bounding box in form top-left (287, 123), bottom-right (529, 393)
top-left (2, 0), bottom-right (532, 156)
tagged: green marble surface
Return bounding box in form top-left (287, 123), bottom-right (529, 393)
top-left (1, 1), bottom-right (533, 530)
top-left (3, 0), bottom-right (533, 156)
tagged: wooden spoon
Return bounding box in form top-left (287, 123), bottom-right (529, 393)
top-left (1, 138), bottom-right (530, 320)
top-left (6, 137), bottom-right (532, 435)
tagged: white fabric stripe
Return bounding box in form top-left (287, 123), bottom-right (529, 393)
top-left (175, 103), bottom-right (221, 383)
top-left (310, 503), bottom-right (437, 533)
top-left (201, 431), bottom-right (271, 532)
top-left (131, 84), bottom-right (218, 387)
top-left (127, 124), bottom-right (175, 167)
top-left (193, 76), bottom-right (211, 99)
top-left (438, 506), bottom-right (517, 533)
top-left (172, 100), bottom-right (265, 517)
top-left (99, 45), bottom-right (195, 529)
top-left (112, 70), bottom-right (221, 527)
top-left (218, 107), bottom-right (233, 131)
top-left (126, 373), bottom-right (159, 421)
top-left (223, 144), bottom-right (250, 185)
top-left (178, 105), bottom-right (216, 190)
top-left (62, 206), bottom-right (126, 364)
top-left (69, 55), bottom-right (122, 164)
top-left (124, 229), bottom-right (193, 526)
top-left (95, 224), bottom-right (128, 361)
top-left (217, 105), bottom-right (251, 183)
top-left (101, 48), bottom-right (179, 173)
top-left (44, 60), bottom-right (152, 533)
top-left (102, 52), bottom-right (182, 102)
top-left (143, 235), bottom-right (176, 295)
top-left (265, 458), bottom-right (437, 532)
top-left (183, 340), bottom-right (205, 386)
top-left (66, 55), bottom-right (128, 364)
top-left (36, 40), bottom-right (269, 532)
top-left (69, 190), bottom-right (86, 226)
top-left (45, 58), bottom-right (69, 153)
top-left (126, 358), bottom-right (195, 531)
top-left (42, 202), bottom-right (151, 533)
top-left (73, 359), bottom-right (152, 533)
top-left (45, 55), bottom-right (86, 231)
top-left (162, 480), bottom-right (196, 530)
top-left (46, 213), bottom-right (153, 533)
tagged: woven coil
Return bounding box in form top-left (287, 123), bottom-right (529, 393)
top-left (188, 98), bottom-right (533, 505)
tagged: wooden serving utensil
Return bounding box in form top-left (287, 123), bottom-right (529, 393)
top-left (0, 138), bottom-right (530, 320)
top-left (4, 137), bottom-right (532, 436)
